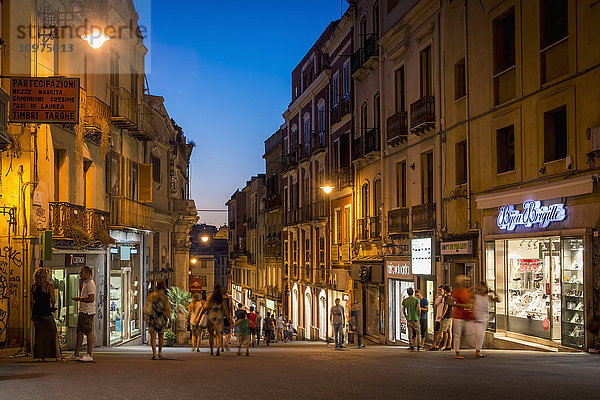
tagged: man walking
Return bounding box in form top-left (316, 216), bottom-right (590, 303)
top-left (330, 298), bottom-right (345, 349)
top-left (67, 266), bottom-right (96, 362)
top-left (276, 314), bottom-right (284, 342)
top-left (415, 290), bottom-right (429, 345)
top-left (402, 287), bottom-right (421, 351)
top-left (247, 306), bottom-right (258, 347)
top-left (451, 275), bottom-right (474, 359)
top-left (429, 285), bottom-right (445, 350)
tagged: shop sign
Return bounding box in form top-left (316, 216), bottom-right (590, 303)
top-left (386, 260), bottom-right (412, 279)
top-left (497, 201), bottom-right (566, 231)
top-left (9, 77), bottom-right (80, 123)
top-left (189, 277), bottom-right (202, 293)
top-left (411, 238), bottom-right (433, 275)
top-left (65, 254), bottom-right (86, 267)
top-left (440, 241), bottom-right (472, 255)
top-left (266, 299), bottom-right (275, 310)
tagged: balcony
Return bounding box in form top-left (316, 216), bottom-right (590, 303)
top-left (351, 48), bottom-right (364, 75)
top-left (291, 264), bottom-right (299, 280)
top-left (299, 204), bottom-right (312, 222)
top-left (411, 203), bottom-right (436, 231)
top-left (363, 34), bottom-right (379, 68)
top-left (285, 209), bottom-right (298, 226)
top-left (109, 196), bottom-right (153, 230)
top-left (285, 151), bottom-right (298, 170)
top-left (364, 127), bottom-right (380, 155)
top-left (128, 101), bottom-right (156, 141)
top-left (331, 103), bottom-right (340, 125)
top-left (264, 194), bottom-right (282, 211)
top-left (386, 111), bottom-right (408, 146)
top-left (410, 96), bottom-right (435, 134)
top-left (336, 167), bottom-right (352, 189)
top-left (49, 202), bottom-right (111, 245)
top-left (311, 130), bottom-right (327, 154)
top-left (298, 143), bottom-right (311, 162)
top-left (312, 200), bottom-right (327, 219)
top-left (369, 215), bottom-right (381, 239)
top-left (356, 218), bottom-right (368, 241)
top-left (351, 137), bottom-right (363, 161)
top-left (110, 87), bottom-right (138, 129)
top-left (316, 267), bottom-right (327, 285)
top-left (388, 208), bottom-right (409, 235)
top-left (341, 94), bottom-right (352, 117)
top-left (84, 95), bottom-right (111, 146)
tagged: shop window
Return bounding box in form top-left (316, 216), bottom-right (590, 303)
top-left (493, 8), bottom-right (516, 105)
top-left (454, 58), bottom-right (466, 100)
top-left (496, 125), bottom-right (515, 174)
top-left (543, 106), bottom-right (567, 163)
top-left (419, 46), bottom-right (432, 98)
top-left (396, 161), bottom-right (406, 207)
top-left (561, 237), bottom-right (584, 349)
top-left (540, 0), bottom-right (568, 83)
top-left (485, 242), bottom-right (497, 331)
top-left (455, 140), bottom-right (467, 185)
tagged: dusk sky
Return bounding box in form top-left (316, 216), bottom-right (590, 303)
top-left (137, 1), bottom-right (348, 227)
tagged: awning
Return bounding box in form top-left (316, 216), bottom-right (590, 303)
top-left (476, 175), bottom-right (596, 210)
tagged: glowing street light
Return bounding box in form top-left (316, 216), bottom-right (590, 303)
top-left (321, 185), bottom-right (335, 194)
top-left (190, 258), bottom-right (197, 264)
top-left (81, 30), bottom-right (110, 49)
top-left (201, 235), bottom-right (209, 243)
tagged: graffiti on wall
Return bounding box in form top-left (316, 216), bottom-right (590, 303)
top-left (0, 244), bottom-right (23, 344)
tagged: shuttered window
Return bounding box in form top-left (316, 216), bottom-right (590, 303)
top-left (138, 163), bottom-right (153, 203)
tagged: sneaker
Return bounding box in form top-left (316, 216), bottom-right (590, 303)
top-left (66, 354), bottom-right (81, 361)
top-left (417, 347), bottom-right (423, 351)
top-left (80, 354), bottom-right (94, 362)
top-left (358, 344), bottom-right (366, 348)
top-left (409, 346), bottom-right (415, 351)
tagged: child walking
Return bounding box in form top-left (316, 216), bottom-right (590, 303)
top-left (232, 309), bottom-right (250, 356)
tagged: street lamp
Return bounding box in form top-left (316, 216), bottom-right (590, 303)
top-left (190, 258), bottom-right (198, 264)
top-left (321, 185), bottom-right (335, 195)
top-left (81, 29), bottom-right (110, 49)
top-left (201, 235), bottom-right (209, 243)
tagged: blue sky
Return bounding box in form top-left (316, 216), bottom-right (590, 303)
top-left (137, 1), bottom-right (347, 226)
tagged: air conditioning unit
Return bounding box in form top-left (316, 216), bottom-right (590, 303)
top-left (588, 125), bottom-right (600, 152)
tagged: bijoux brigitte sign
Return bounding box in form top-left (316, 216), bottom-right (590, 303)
top-left (497, 201), bottom-right (566, 231)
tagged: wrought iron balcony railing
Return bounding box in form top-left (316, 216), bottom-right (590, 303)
top-left (84, 95), bottom-right (110, 145)
top-left (356, 218), bottom-right (368, 241)
top-left (411, 203), bottom-right (436, 231)
top-left (264, 194), bottom-right (282, 211)
top-left (386, 111), bottom-right (408, 145)
top-left (410, 96), bottom-right (435, 134)
top-left (110, 87), bottom-right (138, 128)
top-left (388, 208), bottom-right (409, 234)
top-left (331, 103), bottom-right (340, 125)
top-left (129, 101), bottom-right (156, 141)
top-left (109, 196), bottom-right (153, 230)
top-left (364, 127), bottom-right (380, 155)
top-left (369, 215), bottom-right (381, 239)
top-left (341, 93), bottom-right (352, 117)
top-left (299, 204), bottom-right (312, 222)
top-left (336, 167), bottom-right (352, 189)
top-left (311, 130), bottom-right (326, 154)
top-left (312, 200), bottom-right (327, 219)
top-left (49, 202), bottom-right (110, 244)
top-left (352, 137), bottom-right (363, 161)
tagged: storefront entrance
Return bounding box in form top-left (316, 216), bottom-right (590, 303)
top-left (388, 279), bottom-right (413, 342)
top-left (109, 245), bottom-right (141, 345)
top-left (51, 267), bottom-right (81, 350)
top-left (487, 236), bottom-right (584, 349)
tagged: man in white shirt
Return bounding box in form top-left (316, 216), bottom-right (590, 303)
top-left (67, 266), bottom-right (96, 362)
top-left (276, 315), bottom-right (284, 342)
top-left (330, 298), bottom-right (346, 349)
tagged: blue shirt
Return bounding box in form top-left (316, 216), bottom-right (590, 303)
top-left (420, 298), bottom-right (429, 319)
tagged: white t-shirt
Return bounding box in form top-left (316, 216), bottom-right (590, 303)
top-left (472, 294), bottom-right (489, 323)
top-left (79, 278), bottom-right (96, 315)
top-left (277, 316), bottom-right (284, 328)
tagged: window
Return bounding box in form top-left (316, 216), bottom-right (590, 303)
top-left (304, 116), bottom-right (310, 152)
top-left (318, 106), bottom-right (325, 132)
top-left (374, 179), bottom-right (382, 216)
top-left (396, 161), bottom-right (406, 207)
top-left (304, 238), bottom-right (310, 266)
top-left (151, 155), bottom-right (161, 183)
top-left (419, 46), bottom-right (432, 97)
top-left (544, 106), bottom-right (567, 162)
top-left (284, 240), bottom-right (289, 263)
top-left (394, 66), bottom-right (405, 112)
top-left (343, 61), bottom-right (350, 96)
top-left (496, 125), bottom-right (515, 174)
top-left (455, 140), bottom-right (467, 185)
top-left (332, 73), bottom-right (339, 106)
top-left (343, 206), bottom-right (351, 243)
top-left (373, 1), bottom-right (380, 37)
top-left (292, 240), bottom-right (297, 263)
top-left (54, 149), bottom-right (66, 202)
top-left (360, 103), bottom-right (368, 134)
top-left (374, 93), bottom-right (381, 130)
top-left (319, 237), bottom-right (325, 264)
top-left (421, 151), bottom-right (434, 204)
top-left (362, 183), bottom-right (370, 218)
top-left (360, 17), bottom-right (367, 47)
top-left (334, 209), bottom-right (341, 244)
top-left (540, 0), bottom-right (567, 49)
top-left (130, 161), bottom-right (138, 200)
top-left (333, 139), bottom-right (340, 171)
top-left (540, 0), bottom-right (568, 83)
top-left (493, 9), bottom-right (516, 74)
top-left (454, 58), bottom-right (466, 100)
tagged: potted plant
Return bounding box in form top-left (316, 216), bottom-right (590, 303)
top-left (164, 329), bottom-right (176, 347)
top-left (166, 286), bottom-right (191, 343)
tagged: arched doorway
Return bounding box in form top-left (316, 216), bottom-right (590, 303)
top-left (319, 290), bottom-right (327, 340)
top-left (292, 285), bottom-right (299, 330)
top-left (304, 288), bottom-right (312, 339)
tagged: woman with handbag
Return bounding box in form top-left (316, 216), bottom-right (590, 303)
top-left (202, 284), bottom-right (231, 356)
top-left (188, 293), bottom-right (203, 352)
top-left (30, 267), bottom-right (61, 361)
top-left (144, 280), bottom-right (170, 360)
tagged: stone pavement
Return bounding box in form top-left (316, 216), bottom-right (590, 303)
top-left (1, 341), bottom-right (599, 400)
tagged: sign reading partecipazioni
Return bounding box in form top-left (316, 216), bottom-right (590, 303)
top-left (9, 77), bottom-right (80, 123)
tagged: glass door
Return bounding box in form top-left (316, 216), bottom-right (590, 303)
top-left (109, 271), bottom-right (122, 344)
top-left (561, 237), bottom-right (584, 349)
top-left (51, 269), bottom-right (67, 347)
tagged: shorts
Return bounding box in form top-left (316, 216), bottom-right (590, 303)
top-left (223, 326), bottom-right (232, 335)
top-left (238, 334), bottom-right (250, 344)
top-left (76, 312), bottom-right (94, 334)
top-left (434, 321), bottom-right (441, 332)
top-left (440, 318), bottom-right (452, 332)
top-left (249, 327), bottom-right (257, 335)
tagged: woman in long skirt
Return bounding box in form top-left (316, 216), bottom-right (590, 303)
top-left (30, 267), bottom-right (60, 361)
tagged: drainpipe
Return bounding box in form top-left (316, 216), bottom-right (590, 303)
top-left (437, 11), bottom-right (444, 246)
